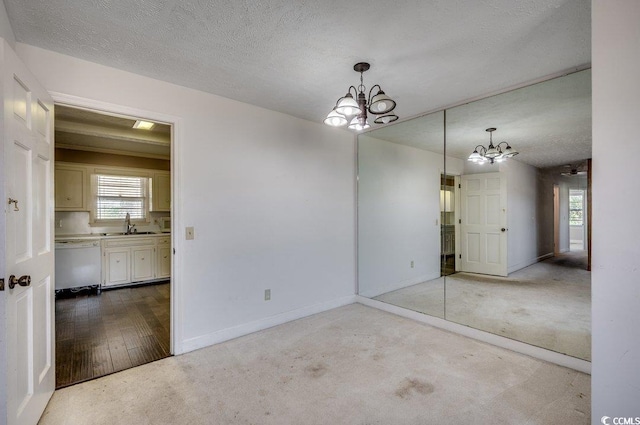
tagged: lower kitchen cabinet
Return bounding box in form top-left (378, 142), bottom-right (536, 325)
top-left (156, 237), bottom-right (171, 279)
top-left (132, 247), bottom-right (155, 281)
top-left (102, 235), bottom-right (170, 288)
top-left (104, 248), bottom-right (131, 286)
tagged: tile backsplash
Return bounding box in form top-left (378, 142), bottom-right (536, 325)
top-left (55, 211), bottom-right (169, 235)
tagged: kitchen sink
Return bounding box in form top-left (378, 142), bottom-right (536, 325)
top-left (101, 231), bottom-right (159, 236)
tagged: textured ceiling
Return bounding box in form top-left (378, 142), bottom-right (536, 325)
top-left (4, 0), bottom-right (591, 126)
top-left (365, 69), bottom-right (591, 168)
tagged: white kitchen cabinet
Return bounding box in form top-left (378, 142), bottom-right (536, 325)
top-left (156, 237), bottom-right (171, 279)
top-left (151, 172), bottom-right (171, 212)
top-left (132, 247), bottom-right (155, 281)
top-left (101, 235), bottom-right (170, 288)
top-left (55, 163), bottom-right (87, 211)
top-left (104, 248), bottom-right (130, 286)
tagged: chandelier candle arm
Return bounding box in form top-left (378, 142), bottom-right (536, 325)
top-left (324, 62), bottom-right (398, 131)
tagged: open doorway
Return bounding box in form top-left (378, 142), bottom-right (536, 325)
top-left (53, 105), bottom-right (172, 388)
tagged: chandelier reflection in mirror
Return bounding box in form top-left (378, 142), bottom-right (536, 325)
top-left (468, 127), bottom-right (519, 164)
top-left (324, 62), bottom-right (398, 131)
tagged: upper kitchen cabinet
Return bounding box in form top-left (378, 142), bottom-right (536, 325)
top-left (55, 163), bottom-right (88, 211)
top-left (151, 172), bottom-right (171, 212)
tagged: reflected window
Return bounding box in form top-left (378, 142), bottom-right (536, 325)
top-left (569, 190), bottom-right (584, 226)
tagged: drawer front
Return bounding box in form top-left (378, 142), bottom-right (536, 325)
top-left (157, 237), bottom-right (171, 246)
top-left (103, 237), bottom-right (157, 248)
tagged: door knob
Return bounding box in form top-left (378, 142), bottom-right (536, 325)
top-left (8, 275), bottom-right (31, 289)
top-left (501, 228), bottom-right (507, 232)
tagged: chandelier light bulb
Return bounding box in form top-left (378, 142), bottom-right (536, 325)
top-left (324, 108), bottom-right (348, 127)
top-left (369, 89), bottom-right (396, 114)
top-left (348, 116), bottom-right (370, 131)
top-left (374, 114), bottom-right (399, 125)
top-left (336, 94), bottom-right (361, 117)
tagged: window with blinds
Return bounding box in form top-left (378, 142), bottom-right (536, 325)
top-left (95, 174), bottom-right (149, 221)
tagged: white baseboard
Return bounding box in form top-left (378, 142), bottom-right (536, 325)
top-left (507, 252), bottom-right (555, 274)
top-left (355, 296), bottom-right (591, 374)
top-left (537, 252), bottom-right (554, 262)
top-left (359, 272), bottom-right (440, 298)
top-left (180, 295), bottom-right (357, 354)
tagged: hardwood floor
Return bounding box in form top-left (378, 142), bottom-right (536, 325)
top-left (55, 282), bottom-right (170, 388)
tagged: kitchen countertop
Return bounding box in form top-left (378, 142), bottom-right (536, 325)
top-left (55, 232), bottom-right (171, 241)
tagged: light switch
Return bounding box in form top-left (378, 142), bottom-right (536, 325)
top-left (185, 226), bottom-right (195, 240)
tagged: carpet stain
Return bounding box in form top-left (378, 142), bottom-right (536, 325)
top-left (305, 363), bottom-right (328, 378)
top-left (280, 375), bottom-right (293, 384)
top-left (372, 352), bottom-right (385, 361)
top-left (395, 378), bottom-right (434, 399)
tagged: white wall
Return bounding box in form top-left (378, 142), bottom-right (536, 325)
top-left (0, 1), bottom-right (14, 49)
top-left (558, 180), bottom-right (570, 253)
top-left (592, 0), bottom-right (640, 418)
top-left (535, 169), bottom-right (555, 256)
top-left (358, 135), bottom-right (444, 298)
top-left (15, 43), bottom-right (356, 353)
top-left (502, 159), bottom-right (540, 273)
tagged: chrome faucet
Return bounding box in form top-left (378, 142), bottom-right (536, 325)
top-left (125, 212), bottom-right (136, 234)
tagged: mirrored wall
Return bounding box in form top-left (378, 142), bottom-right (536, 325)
top-left (358, 69), bottom-right (591, 361)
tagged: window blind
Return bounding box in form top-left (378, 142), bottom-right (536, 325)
top-left (95, 174), bottom-right (148, 220)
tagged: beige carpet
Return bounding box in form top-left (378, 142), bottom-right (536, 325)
top-left (374, 251), bottom-right (591, 360)
top-left (39, 304), bottom-right (590, 425)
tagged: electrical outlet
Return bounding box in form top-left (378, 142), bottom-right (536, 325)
top-left (264, 289), bottom-right (271, 301)
top-left (411, 260), bottom-right (414, 268)
top-left (185, 226), bottom-right (195, 240)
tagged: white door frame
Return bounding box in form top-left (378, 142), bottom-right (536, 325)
top-left (553, 184), bottom-right (560, 256)
top-left (49, 92), bottom-right (184, 355)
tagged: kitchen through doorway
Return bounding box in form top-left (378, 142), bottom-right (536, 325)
top-left (54, 105), bottom-right (173, 388)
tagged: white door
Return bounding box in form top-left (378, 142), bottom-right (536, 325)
top-left (459, 172), bottom-right (507, 276)
top-left (1, 40), bottom-right (55, 425)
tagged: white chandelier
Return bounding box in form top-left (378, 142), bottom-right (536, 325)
top-left (324, 62), bottom-right (398, 131)
top-left (468, 128), bottom-right (519, 164)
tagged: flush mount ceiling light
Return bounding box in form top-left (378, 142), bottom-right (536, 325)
top-left (324, 62), bottom-right (398, 131)
top-left (133, 120), bottom-right (155, 130)
top-left (468, 127), bottom-right (519, 164)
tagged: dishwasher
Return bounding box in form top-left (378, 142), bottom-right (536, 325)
top-left (55, 239), bottom-right (102, 294)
